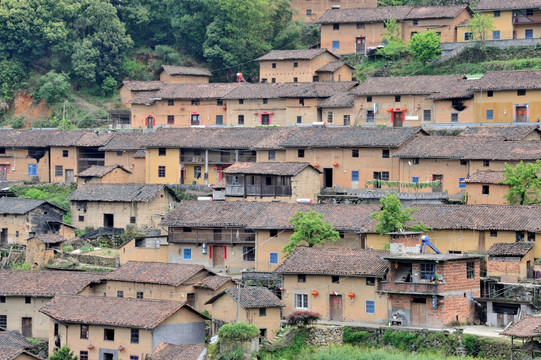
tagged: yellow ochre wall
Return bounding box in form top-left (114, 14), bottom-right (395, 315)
top-left (466, 183), bottom-right (509, 205)
top-left (226, 99), bottom-right (286, 126)
top-left (160, 72), bottom-right (210, 84)
top-left (473, 89), bottom-right (541, 123)
top-left (0, 296), bottom-right (51, 339)
top-left (49, 147), bottom-right (77, 183)
top-left (259, 52), bottom-right (341, 83)
top-left (1, 149), bottom-right (49, 182)
top-left (104, 151), bottom-right (146, 183)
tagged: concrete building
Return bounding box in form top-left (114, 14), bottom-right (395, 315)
top-left (40, 294), bottom-right (208, 360)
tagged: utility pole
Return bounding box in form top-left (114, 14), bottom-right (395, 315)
top-left (236, 282), bottom-right (241, 323)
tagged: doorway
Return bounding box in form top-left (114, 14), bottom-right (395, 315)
top-left (329, 295), bottom-right (343, 320)
top-left (213, 245), bottom-right (225, 267)
top-left (65, 169), bottom-right (74, 183)
top-left (356, 37), bottom-right (366, 54)
top-left (21, 317), bottom-right (32, 338)
top-left (515, 106), bottom-right (528, 122)
top-left (0, 228), bottom-right (7, 245)
top-left (103, 353), bottom-right (114, 360)
top-left (432, 175), bottom-right (443, 192)
top-left (323, 168), bottom-right (333, 188)
top-left (146, 116), bottom-right (154, 129)
top-left (191, 114), bottom-right (201, 126)
top-left (410, 299), bottom-right (427, 326)
top-left (393, 111), bottom-right (403, 127)
top-left (261, 114), bottom-right (270, 125)
top-left (0, 165), bottom-right (7, 180)
top-left (103, 214), bottom-right (114, 228)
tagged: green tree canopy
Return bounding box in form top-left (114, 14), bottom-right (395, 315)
top-left (376, 18), bottom-right (408, 60)
top-left (282, 210), bottom-right (340, 257)
top-left (371, 194), bottom-right (431, 235)
top-left (468, 13), bottom-right (494, 43)
top-left (502, 160), bottom-right (541, 205)
top-left (49, 346), bottom-right (78, 360)
top-left (409, 30), bottom-right (441, 65)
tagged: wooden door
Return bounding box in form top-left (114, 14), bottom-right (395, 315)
top-left (356, 37), bottom-right (366, 54)
top-left (21, 317), bottom-right (32, 338)
top-left (0, 228), bottom-right (7, 245)
top-left (146, 116), bottom-right (154, 129)
top-left (191, 114), bottom-right (200, 126)
top-left (478, 231), bottom-right (485, 253)
top-left (0, 165), bottom-right (7, 180)
top-left (213, 245), bottom-right (225, 266)
top-left (65, 169), bottom-right (74, 183)
top-left (330, 295), bottom-right (342, 320)
top-left (432, 175), bottom-right (443, 192)
top-left (410, 301), bottom-right (426, 326)
top-left (515, 106), bottom-right (527, 122)
top-left (261, 114), bottom-right (270, 125)
top-left (393, 112), bottom-right (403, 127)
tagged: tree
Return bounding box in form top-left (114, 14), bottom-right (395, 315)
top-left (371, 194), bottom-right (431, 235)
top-left (467, 13), bottom-right (494, 44)
top-left (49, 346), bottom-right (78, 360)
top-left (502, 160), bottom-right (541, 205)
top-left (409, 30), bottom-right (441, 65)
top-left (282, 210), bottom-right (340, 257)
top-left (376, 18), bottom-right (407, 60)
top-left (32, 71), bottom-right (70, 105)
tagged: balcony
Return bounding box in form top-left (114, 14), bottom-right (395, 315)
top-left (168, 231), bottom-right (255, 244)
top-left (513, 15), bottom-right (541, 25)
top-left (180, 152), bottom-right (256, 164)
top-left (226, 185), bottom-right (292, 197)
top-left (381, 281), bottom-right (441, 295)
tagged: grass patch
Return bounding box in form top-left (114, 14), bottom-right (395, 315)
top-left (11, 183), bottom-right (76, 210)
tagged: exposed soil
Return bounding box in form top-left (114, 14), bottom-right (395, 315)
top-left (11, 91), bottom-right (51, 127)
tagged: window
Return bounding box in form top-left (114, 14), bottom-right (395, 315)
top-left (243, 246), bottom-right (255, 261)
top-left (272, 63), bottom-right (276, 69)
top-left (351, 171), bottom-right (359, 182)
top-left (366, 278), bottom-right (375, 286)
top-left (298, 274), bottom-right (306, 283)
top-left (306, 9), bottom-right (312, 16)
top-left (0, 315), bottom-right (6, 329)
top-left (493, 30), bottom-right (500, 40)
top-left (216, 115), bottom-right (223, 125)
top-left (366, 96), bottom-right (372, 102)
top-left (261, 78), bottom-right (267, 83)
top-left (467, 262), bottom-right (475, 279)
top-left (217, 99), bottom-right (223, 106)
top-left (130, 357), bottom-right (139, 360)
top-left (167, 115), bottom-right (174, 125)
top-left (459, 177), bottom-right (466, 189)
top-left (272, 78), bottom-right (276, 83)
top-left (79, 215), bottom-right (84, 222)
top-left (332, 40), bottom-right (340, 51)
top-left (183, 227), bottom-right (192, 233)
top-left (298, 149), bottom-right (305, 158)
top-left (464, 32), bottom-right (473, 41)
top-left (191, 99), bottom-right (199, 105)
top-left (295, 294), bottom-right (308, 309)
top-left (357, 23), bottom-right (365, 29)
top-left (270, 230), bottom-right (278, 237)
top-left (259, 308), bottom-right (267, 317)
top-left (130, 216), bottom-right (136, 224)
top-left (420, 263), bottom-right (435, 280)
top-left (262, 98), bottom-right (268, 105)
top-left (28, 164), bottom-right (37, 177)
top-left (411, 31), bottom-right (418, 38)
top-left (293, 77), bottom-right (298, 83)
top-left (412, 158), bottom-right (419, 165)
top-left (382, 149), bottom-right (390, 159)
top-left (158, 148), bottom-right (166, 156)
top-left (527, 8), bottom-right (534, 16)
top-left (158, 166), bottom-right (166, 178)
top-left (373, 171), bottom-right (389, 188)
top-left (117, 151), bottom-right (123, 156)
top-left (366, 110), bottom-right (375, 122)
top-left (526, 29), bottom-right (534, 38)
top-left (25, 297), bottom-right (31, 304)
top-left (297, 116), bottom-right (302, 124)
top-left (490, 230), bottom-right (498, 237)
top-left (395, 95), bottom-right (401, 102)
top-left (333, 23), bottom-right (339, 30)
top-left (80, 351), bottom-right (89, 360)
top-left (331, 276), bottom-right (340, 284)
top-left (55, 166), bottom-right (63, 177)
top-left (493, 10), bottom-right (500, 17)
top-left (312, 76), bottom-right (319, 82)
top-left (460, 159), bottom-right (467, 165)
top-left (0, 296), bottom-right (4, 303)
top-left (267, 151), bottom-right (276, 161)
top-left (482, 185), bottom-right (490, 195)
top-left (451, 113), bottom-right (459, 122)
top-left (518, 89), bottom-right (526, 96)
top-left (62, 150), bottom-right (68, 157)
top-left (117, 291), bottom-right (123, 298)
top-left (54, 323), bottom-right (58, 336)
top-left (187, 293), bottom-right (196, 307)
top-left (423, 109), bottom-right (432, 122)
top-left (239, 99), bottom-right (244, 104)
top-left (131, 328), bottom-right (139, 344)
top-left (487, 91), bottom-right (493, 97)
top-left (365, 300), bottom-right (375, 314)
top-left (136, 291), bottom-right (143, 299)
top-left (104, 328), bottom-right (115, 341)
top-left (299, 98), bottom-right (305, 106)
top-left (483, 159), bottom-right (490, 167)
top-left (238, 115), bottom-right (244, 125)
top-left (486, 110), bottom-right (493, 120)
top-left (183, 248), bottom-right (192, 260)
top-left (413, 20), bottom-right (418, 26)
top-left (293, 62), bottom-right (298, 68)
top-left (352, 149), bottom-right (359, 158)
top-left (168, 99), bottom-right (174, 106)
top-left (80, 325), bottom-right (89, 339)
top-left (327, 111), bottom-right (333, 124)
top-left (269, 252), bottom-right (279, 264)
top-left (343, 115), bottom-right (350, 126)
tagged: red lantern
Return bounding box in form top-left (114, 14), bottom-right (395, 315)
top-left (314, 163), bottom-right (319, 168)
top-left (402, 107), bottom-right (407, 112)
top-left (118, 346), bottom-right (125, 352)
top-left (87, 345), bottom-right (94, 350)
top-left (332, 162), bottom-right (339, 167)
top-left (222, 106), bottom-right (227, 110)
top-left (180, 106), bottom-right (185, 110)
top-left (311, 290), bottom-right (319, 297)
top-left (438, 299), bottom-right (444, 305)
top-left (253, 112), bottom-right (259, 115)
top-left (387, 108), bottom-right (392, 113)
top-left (347, 292), bottom-right (355, 299)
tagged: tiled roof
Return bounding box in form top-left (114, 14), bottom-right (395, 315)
top-left (274, 247), bottom-right (389, 277)
top-left (487, 242), bottom-right (534, 257)
top-left (34, 233), bottom-right (65, 244)
top-left (107, 261), bottom-right (207, 287)
top-left (160, 65), bottom-right (211, 77)
top-left (152, 343), bottom-right (206, 360)
top-left (40, 294), bottom-right (198, 329)
top-left (251, 127), bottom-right (299, 150)
top-left (222, 82), bottom-right (295, 100)
top-left (77, 165), bottom-right (131, 178)
top-left (476, 0), bottom-right (541, 11)
top-left (211, 179), bottom-right (226, 189)
top-left (256, 49), bottom-right (332, 61)
top-left (206, 287), bottom-right (284, 309)
top-left (408, 204), bottom-right (541, 232)
top-left (0, 129), bottom-right (113, 148)
top-left (128, 90), bottom-right (161, 105)
top-left (0, 347), bottom-right (42, 360)
top-left (464, 171), bottom-right (505, 184)
top-left (67, 184), bottom-right (167, 202)
top-left (99, 132), bottom-right (152, 151)
top-left (393, 137), bottom-right (541, 160)
top-left (315, 61), bottom-right (351, 73)
top-left (130, 83), bottom-right (239, 104)
top-left (161, 201), bottom-right (269, 228)
top-left (247, 202), bottom-right (381, 232)
top-left (223, 162), bottom-right (319, 176)
top-left (501, 314), bottom-right (541, 338)
top-left (134, 149), bottom-right (146, 158)
top-left (458, 125), bottom-right (541, 141)
top-left (474, 70), bottom-right (541, 91)
top-left (351, 75), bottom-right (470, 97)
top-left (279, 127), bottom-right (425, 148)
top-left (0, 270), bottom-right (102, 297)
top-left (316, 5), bottom-right (467, 24)
top-left (0, 331), bottom-right (32, 349)
top-left (318, 92), bottom-right (355, 108)
top-left (194, 275), bottom-right (233, 291)
top-left (281, 81), bottom-right (357, 98)
top-left (0, 198), bottom-right (50, 215)
top-left (121, 81), bottom-right (163, 91)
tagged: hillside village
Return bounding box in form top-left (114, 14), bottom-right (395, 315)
top-left (3, 0), bottom-right (541, 359)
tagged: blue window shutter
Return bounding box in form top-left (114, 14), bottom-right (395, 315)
top-left (486, 110), bottom-right (493, 120)
top-left (332, 41), bottom-right (340, 51)
top-left (526, 29), bottom-right (533, 39)
top-left (28, 164), bottom-right (37, 177)
top-left (183, 248), bottom-right (192, 260)
top-left (366, 300), bottom-right (375, 314)
top-left (351, 171), bottom-right (359, 182)
top-left (459, 177), bottom-right (466, 189)
top-left (492, 31), bottom-right (500, 40)
top-left (269, 252), bottom-right (278, 264)
top-left (412, 176), bottom-right (419, 183)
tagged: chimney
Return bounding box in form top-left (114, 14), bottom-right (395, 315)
top-left (388, 232), bottom-right (422, 255)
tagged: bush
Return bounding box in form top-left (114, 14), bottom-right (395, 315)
top-left (101, 76), bottom-right (117, 97)
top-left (286, 311), bottom-right (321, 326)
top-left (382, 330), bottom-right (422, 351)
top-left (32, 71), bottom-right (70, 105)
top-left (343, 327), bottom-right (370, 345)
top-left (79, 246), bottom-right (93, 253)
top-left (9, 116), bottom-right (24, 129)
top-left (218, 322), bottom-right (259, 341)
top-left (11, 261), bottom-right (31, 270)
top-left (0, 60), bottom-right (26, 100)
top-left (218, 348), bottom-right (244, 360)
top-left (49, 346), bottom-right (78, 360)
top-left (62, 245), bottom-right (74, 253)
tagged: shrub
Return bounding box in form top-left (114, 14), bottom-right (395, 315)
top-left (101, 76), bottom-right (117, 97)
top-left (99, 244), bottom-right (108, 249)
top-left (32, 71), bottom-right (70, 105)
top-left (343, 327), bottom-right (370, 345)
top-left (62, 245), bottom-right (74, 253)
top-left (218, 348), bottom-right (244, 360)
top-left (49, 346), bottom-right (78, 360)
top-left (79, 246), bottom-right (93, 253)
top-left (9, 116), bottom-right (24, 129)
top-left (382, 330), bottom-right (422, 351)
top-left (11, 261), bottom-right (31, 270)
top-left (218, 322), bottom-right (259, 341)
top-left (286, 311), bottom-right (321, 326)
